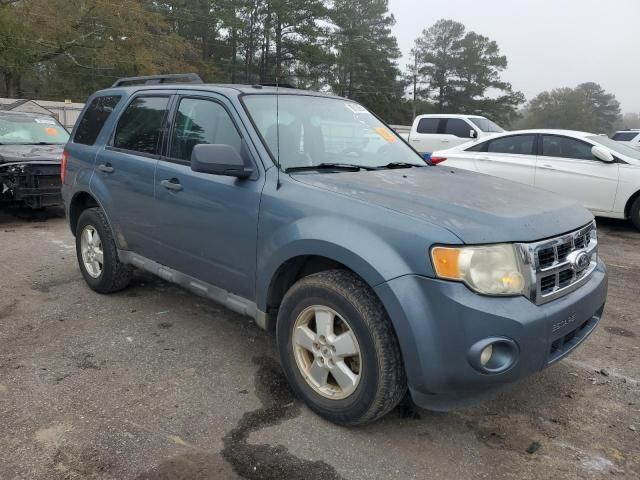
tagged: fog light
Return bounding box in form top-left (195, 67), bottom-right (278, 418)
top-left (468, 337), bottom-right (519, 374)
top-left (480, 345), bottom-right (493, 366)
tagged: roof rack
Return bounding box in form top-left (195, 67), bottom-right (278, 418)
top-left (258, 82), bottom-right (296, 89)
top-left (111, 73), bottom-right (203, 88)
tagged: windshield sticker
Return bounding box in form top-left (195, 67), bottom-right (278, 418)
top-left (44, 127), bottom-right (59, 136)
top-left (345, 102), bottom-right (368, 114)
top-left (374, 127), bottom-right (397, 144)
top-left (34, 118), bottom-right (57, 125)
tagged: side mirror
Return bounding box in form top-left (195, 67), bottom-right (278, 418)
top-left (190, 144), bottom-right (253, 179)
top-left (592, 145), bottom-right (615, 163)
top-left (470, 129), bottom-right (478, 139)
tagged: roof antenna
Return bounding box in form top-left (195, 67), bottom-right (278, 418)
top-left (275, 73), bottom-right (282, 190)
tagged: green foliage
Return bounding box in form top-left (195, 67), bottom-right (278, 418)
top-left (513, 83), bottom-right (621, 134)
top-left (0, 0), bottom-right (203, 100)
top-left (329, 0), bottom-right (405, 121)
top-left (0, 2), bottom-right (626, 130)
top-left (410, 19), bottom-right (524, 124)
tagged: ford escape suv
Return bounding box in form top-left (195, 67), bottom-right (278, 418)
top-left (62, 74), bottom-right (608, 425)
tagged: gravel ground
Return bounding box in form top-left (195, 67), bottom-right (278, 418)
top-left (0, 206), bottom-right (638, 480)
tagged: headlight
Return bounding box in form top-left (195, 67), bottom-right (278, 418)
top-left (431, 244), bottom-right (526, 295)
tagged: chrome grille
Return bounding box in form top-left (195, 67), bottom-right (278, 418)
top-left (518, 222), bottom-right (598, 305)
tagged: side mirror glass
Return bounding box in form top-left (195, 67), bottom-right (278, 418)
top-left (592, 145), bottom-right (615, 163)
top-left (190, 144), bottom-right (253, 179)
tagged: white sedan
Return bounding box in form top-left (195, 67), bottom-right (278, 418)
top-left (431, 129), bottom-right (640, 230)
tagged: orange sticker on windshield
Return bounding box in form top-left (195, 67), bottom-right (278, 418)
top-left (44, 127), bottom-right (58, 136)
top-left (374, 127), bottom-right (397, 144)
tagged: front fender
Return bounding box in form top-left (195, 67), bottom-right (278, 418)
top-left (256, 216), bottom-right (412, 311)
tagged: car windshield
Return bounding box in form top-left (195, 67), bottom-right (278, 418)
top-left (469, 117), bottom-right (504, 133)
top-left (0, 115), bottom-right (69, 145)
top-left (612, 132), bottom-right (639, 142)
top-left (589, 135), bottom-right (640, 161)
top-left (242, 94), bottom-right (425, 171)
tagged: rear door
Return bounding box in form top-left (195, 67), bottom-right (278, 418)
top-left (151, 92), bottom-right (264, 299)
top-left (473, 134), bottom-right (538, 185)
top-left (408, 117), bottom-right (441, 154)
top-left (91, 92), bottom-right (173, 257)
top-left (535, 134), bottom-right (619, 212)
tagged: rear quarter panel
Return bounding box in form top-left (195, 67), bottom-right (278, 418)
top-left (62, 92), bottom-right (129, 219)
top-left (432, 149), bottom-right (479, 172)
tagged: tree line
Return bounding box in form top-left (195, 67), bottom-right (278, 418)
top-left (0, 0), bottom-right (625, 131)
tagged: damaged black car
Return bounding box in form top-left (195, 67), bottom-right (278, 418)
top-left (0, 111), bottom-right (68, 209)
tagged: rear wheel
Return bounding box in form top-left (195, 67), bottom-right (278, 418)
top-left (75, 208), bottom-right (132, 293)
top-left (630, 196), bottom-right (640, 231)
top-left (276, 270), bottom-right (406, 425)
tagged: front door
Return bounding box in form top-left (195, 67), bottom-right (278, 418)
top-left (474, 134), bottom-right (538, 185)
top-left (535, 135), bottom-right (619, 212)
top-left (151, 94), bottom-right (264, 300)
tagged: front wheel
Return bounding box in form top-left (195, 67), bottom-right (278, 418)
top-left (630, 196), bottom-right (640, 231)
top-left (276, 270), bottom-right (406, 425)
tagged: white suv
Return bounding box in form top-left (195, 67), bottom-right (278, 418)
top-left (612, 130), bottom-right (640, 150)
top-left (406, 114), bottom-right (505, 156)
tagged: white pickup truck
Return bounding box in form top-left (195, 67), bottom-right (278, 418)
top-left (401, 114), bottom-right (505, 155)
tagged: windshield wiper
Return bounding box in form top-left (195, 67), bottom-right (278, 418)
top-left (285, 163), bottom-right (374, 173)
top-left (378, 162), bottom-right (426, 169)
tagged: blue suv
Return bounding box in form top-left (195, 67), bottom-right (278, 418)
top-left (62, 74), bottom-right (608, 425)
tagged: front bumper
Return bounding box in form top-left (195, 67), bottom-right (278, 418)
top-left (374, 260), bottom-right (607, 411)
top-left (0, 162), bottom-right (62, 208)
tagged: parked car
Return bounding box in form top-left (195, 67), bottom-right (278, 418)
top-left (405, 114), bottom-right (504, 156)
top-left (0, 111), bottom-right (68, 208)
top-left (612, 129), bottom-right (640, 150)
top-left (62, 75), bottom-right (607, 425)
top-left (432, 129), bottom-right (640, 230)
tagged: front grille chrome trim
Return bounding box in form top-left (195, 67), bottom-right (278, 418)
top-left (516, 222), bottom-right (598, 305)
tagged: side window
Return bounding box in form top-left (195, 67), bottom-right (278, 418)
top-left (416, 118), bottom-right (440, 134)
top-left (541, 135), bottom-right (595, 160)
top-left (169, 98), bottom-right (242, 162)
top-left (466, 141), bottom-right (488, 153)
top-left (444, 119), bottom-right (473, 138)
top-left (113, 96), bottom-right (169, 156)
top-left (74, 95), bottom-right (121, 146)
top-left (487, 135), bottom-right (536, 155)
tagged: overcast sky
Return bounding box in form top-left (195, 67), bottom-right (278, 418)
top-left (388, 0), bottom-right (639, 113)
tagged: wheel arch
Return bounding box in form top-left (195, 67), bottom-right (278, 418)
top-left (624, 189), bottom-right (640, 219)
top-left (69, 190), bottom-right (100, 236)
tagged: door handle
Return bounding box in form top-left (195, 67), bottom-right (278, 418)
top-left (160, 179), bottom-right (183, 192)
top-left (441, 139), bottom-right (450, 143)
top-left (540, 164), bottom-right (554, 169)
top-left (478, 156), bottom-right (490, 161)
top-left (98, 163), bottom-right (114, 174)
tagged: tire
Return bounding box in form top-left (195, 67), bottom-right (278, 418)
top-left (630, 196), bottom-right (640, 231)
top-left (276, 269), bottom-right (406, 425)
top-left (75, 207), bottom-right (132, 293)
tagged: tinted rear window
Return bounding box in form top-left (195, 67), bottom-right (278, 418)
top-left (74, 95), bottom-right (121, 145)
top-left (612, 132), bottom-right (639, 142)
top-left (417, 118), bottom-right (440, 134)
top-left (488, 135), bottom-right (536, 155)
top-left (113, 96), bottom-right (169, 156)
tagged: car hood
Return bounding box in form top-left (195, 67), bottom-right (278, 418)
top-left (292, 167), bottom-right (593, 244)
top-left (0, 144), bottom-right (64, 164)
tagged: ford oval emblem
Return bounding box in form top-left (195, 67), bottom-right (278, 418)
top-left (571, 251), bottom-right (590, 272)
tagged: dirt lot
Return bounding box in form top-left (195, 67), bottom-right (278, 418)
top-left (0, 206), bottom-right (638, 480)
